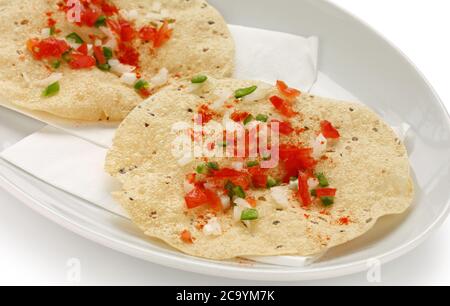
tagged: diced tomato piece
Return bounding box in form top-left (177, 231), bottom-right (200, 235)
top-left (93, 46), bottom-right (106, 65)
top-left (81, 8), bottom-right (101, 27)
top-left (204, 189), bottom-right (222, 211)
top-left (180, 230), bottom-right (194, 244)
top-left (279, 144), bottom-right (317, 182)
top-left (153, 20), bottom-right (173, 48)
top-left (139, 26), bottom-right (158, 42)
top-left (316, 188), bottom-right (337, 197)
top-left (276, 80), bottom-right (301, 99)
top-left (270, 95), bottom-right (297, 118)
top-left (248, 166), bottom-right (268, 188)
top-left (230, 111), bottom-right (250, 122)
top-left (106, 18), bottom-right (121, 34)
top-left (119, 19), bottom-right (136, 42)
top-left (197, 104), bottom-right (214, 124)
top-left (211, 168), bottom-right (251, 190)
top-left (298, 171), bottom-right (312, 207)
top-left (101, 2), bottom-right (119, 16)
top-left (69, 53), bottom-right (96, 69)
top-left (77, 43), bottom-right (88, 55)
top-left (320, 120), bottom-right (340, 139)
top-left (184, 186), bottom-right (209, 209)
top-left (27, 38), bottom-right (70, 60)
top-left (47, 17), bottom-right (57, 27)
top-left (117, 42), bottom-right (140, 67)
top-left (270, 119), bottom-right (294, 135)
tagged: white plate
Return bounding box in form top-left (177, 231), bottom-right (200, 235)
top-left (1, 0), bottom-right (449, 281)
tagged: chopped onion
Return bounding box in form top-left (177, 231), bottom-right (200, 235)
top-left (151, 68), bottom-right (169, 87)
top-left (220, 195), bottom-right (231, 210)
top-left (210, 88), bottom-right (233, 110)
top-left (203, 217), bottom-right (222, 236)
top-left (120, 73), bottom-right (138, 85)
top-left (33, 73), bottom-right (63, 87)
top-left (100, 27), bottom-right (118, 50)
top-left (94, 39), bottom-right (102, 47)
top-left (66, 39), bottom-right (81, 50)
top-left (307, 177), bottom-right (319, 190)
top-left (231, 162), bottom-right (244, 171)
top-left (234, 198), bottom-right (252, 209)
top-left (312, 133), bottom-right (328, 159)
top-left (289, 179), bottom-right (298, 190)
top-left (119, 9), bottom-right (138, 21)
top-left (41, 28), bottom-right (51, 38)
top-left (109, 59), bottom-right (136, 76)
top-left (270, 186), bottom-right (290, 209)
top-left (233, 206), bottom-right (243, 222)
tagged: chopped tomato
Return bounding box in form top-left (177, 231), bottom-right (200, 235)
top-left (270, 119), bottom-right (294, 135)
top-left (27, 38), bottom-right (70, 60)
top-left (316, 188), bottom-right (337, 197)
top-left (93, 46), bottom-right (106, 65)
top-left (117, 42), bottom-right (140, 67)
top-left (80, 8), bottom-right (101, 27)
top-left (101, 2), bottom-right (119, 16)
top-left (298, 171), bottom-right (312, 207)
top-left (138, 87), bottom-right (152, 98)
top-left (153, 20), bottom-right (173, 48)
top-left (47, 17), bottom-right (57, 27)
top-left (198, 104), bottom-right (214, 124)
top-left (276, 80), bottom-right (301, 99)
top-left (320, 120), bottom-right (340, 139)
top-left (279, 144), bottom-right (317, 182)
top-left (180, 230), bottom-right (194, 244)
top-left (77, 43), bottom-right (89, 55)
top-left (118, 19), bottom-right (136, 42)
top-left (230, 111), bottom-right (250, 122)
top-left (211, 168), bottom-right (251, 190)
top-left (248, 167), bottom-right (268, 188)
top-left (270, 95), bottom-right (297, 118)
top-left (338, 217), bottom-right (350, 225)
top-left (139, 26), bottom-right (158, 42)
top-left (68, 53), bottom-right (96, 69)
top-left (204, 189), bottom-right (222, 211)
top-left (184, 185), bottom-right (209, 209)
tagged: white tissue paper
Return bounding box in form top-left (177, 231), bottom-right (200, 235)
top-left (0, 25), bottom-right (357, 267)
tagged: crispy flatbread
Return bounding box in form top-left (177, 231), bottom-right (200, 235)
top-left (0, 0), bottom-right (234, 121)
top-left (106, 78), bottom-right (414, 260)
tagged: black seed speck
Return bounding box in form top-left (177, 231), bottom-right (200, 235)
top-left (273, 221), bottom-right (280, 225)
top-left (352, 137), bottom-right (359, 141)
top-left (349, 108), bottom-right (354, 112)
top-left (208, 21), bottom-right (215, 25)
top-left (144, 123), bottom-right (149, 127)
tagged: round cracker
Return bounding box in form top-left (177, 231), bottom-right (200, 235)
top-left (106, 78), bottom-right (414, 260)
top-left (0, 0), bottom-right (234, 121)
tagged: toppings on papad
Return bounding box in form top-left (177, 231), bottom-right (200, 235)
top-left (105, 78), bottom-right (414, 260)
top-left (0, 0), bottom-right (234, 120)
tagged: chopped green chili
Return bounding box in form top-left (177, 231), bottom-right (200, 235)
top-left (266, 176), bottom-right (278, 188)
top-left (196, 164), bottom-right (209, 175)
top-left (241, 209), bottom-right (259, 221)
top-left (234, 85), bottom-right (257, 98)
top-left (97, 63), bottom-right (111, 71)
top-left (246, 161), bottom-right (259, 168)
top-left (316, 173), bottom-right (329, 187)
top-left (256, 114), bottom-right (269, 122)
top-left (66, 32), bottom-right (84, 44)
top-left (42, 82), bottom-right (60, 97)
top-left (243, 114), bottom-right (254, 125)
top-left (207, 162), bottom-right (219, 170)
top-left (95, 16), bottom-right (107, 28)
top-left (232, 186), bottom-right (246, 199)
top-left (134, 79), bottom-right (150, 90)
top-left (191, 75), bottom-right (208, 84)
top-left (321, 196), bottom-right (335, 207)
top-left (103, 47), bottom-right (113, 60)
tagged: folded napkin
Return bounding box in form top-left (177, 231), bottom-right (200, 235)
top-left (0, 25), bottom-right (357, 267)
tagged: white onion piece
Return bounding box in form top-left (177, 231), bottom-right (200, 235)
top-left (231, 162), bottom-right (244, 171)
top-left (233, 206), bottom-right (243, 222)
top-left (66, 40), bottom-right (81, 50)
top-left (100, 27), bottom-right (118, 50)
top-left (312, 133), bottom-right (328, 159)
top-left (151, 68), bottom-right (169, 86)
top-left (33, 73), bottom-right (63, 87)
top-left (94, 39), bottom-right (102, 47)
top-left (120, 73), bottom-right (138, 86)
top-left (234, 198), bottom-right (252, 209)
top-left (203, 217), bottom-right (222, 236)
top-left (243, 84), bottom-right (270, 102)
top-left (183, 181), bottom-right (195, 193)
top-left (109, 59), bottom-right (136, 76)
top-left (220, 195), bottom-right (231, 210)
top-left (289, 179), bottom-right (299, 190)
top-left (270, 186), bottom-right (290, 209)
top-left (307, 178), bottom-right (319, 190)
top-left (210, 88), bottom-right (233, 110)
top-left (41, 28), bottom-right (51, 38)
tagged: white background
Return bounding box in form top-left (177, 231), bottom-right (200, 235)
top-left (0, 0), bottom-right (449, 285)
